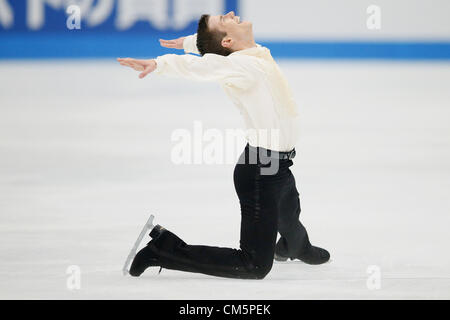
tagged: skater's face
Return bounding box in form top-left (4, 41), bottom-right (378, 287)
top-left (207, 11), bottom-right (254, 50)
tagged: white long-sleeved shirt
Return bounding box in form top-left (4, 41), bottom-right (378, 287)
top-left (154, 34), bottom-right (299, 152)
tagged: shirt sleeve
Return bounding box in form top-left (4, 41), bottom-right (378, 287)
top-left (154, 53), bottom-right (256, 90)
top-left (183, 34), bottom-right (200, 55)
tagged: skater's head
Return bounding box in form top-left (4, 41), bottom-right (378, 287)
top-left (196, 11), bottom-right (255, 56)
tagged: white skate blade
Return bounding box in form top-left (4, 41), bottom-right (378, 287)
top-left (122, 214), bottom-right (155, 276)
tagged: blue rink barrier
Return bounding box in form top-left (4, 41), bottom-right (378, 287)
top-left (1, 0), bottom-right (450, 60)
top-left (263, 41), bottom-right (450, 60)
top-left (1, 34), bottom-right (450, 60)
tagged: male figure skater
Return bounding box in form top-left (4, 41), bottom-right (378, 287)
top-left (118, 11), bottom-right (330, 279)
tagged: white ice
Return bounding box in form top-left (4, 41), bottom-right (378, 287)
top-left (0, 59), bottom-right (449, 299)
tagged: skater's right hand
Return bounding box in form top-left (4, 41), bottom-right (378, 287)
top-left (159, 37), bottom-right (186, 50)
top-left (117, 58), bottom-right (157, 79)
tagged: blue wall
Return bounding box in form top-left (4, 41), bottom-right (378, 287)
top-left (1, 0), bottom-right (449, 60)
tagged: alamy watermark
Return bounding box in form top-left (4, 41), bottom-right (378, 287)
top-left (367, 5), bottom-right (381, 30)
top-left (66, 265), bottom-right (81, 290)
top-left (171, 121), bottom-right (292, 175)
top-left (366, 265), bottom-right (381, 290)
top-left (66, 4), bottom-right (81, 30)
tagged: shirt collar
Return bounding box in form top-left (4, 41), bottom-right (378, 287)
top-left (230, 43), bottom-right (264, 56)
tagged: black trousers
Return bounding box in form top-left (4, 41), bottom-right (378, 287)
top-left (153, 143), bottom-right (311, 279)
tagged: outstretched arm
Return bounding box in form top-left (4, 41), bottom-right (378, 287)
top-left (118, 52), bottom-right (256, 90)
top-left (154, 53), bottom-right (254, 88)
top-left (159, 34), bottom-right (200, 55)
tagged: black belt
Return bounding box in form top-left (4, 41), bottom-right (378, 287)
top-left (247, 144), bottom-right (296, 160)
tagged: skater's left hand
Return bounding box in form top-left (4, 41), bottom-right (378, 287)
top-left (159, 37), bottom-right (186, 50)
top-left (117, 58), bottom-right (157, 79)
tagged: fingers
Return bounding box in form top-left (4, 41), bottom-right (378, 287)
top-left (138, 65), bottom-right (147, 78)
top-left (117, 58), bottom-right (133, 67)
top-left (159, 38), bottom-right (186, 50)
top-left (139, 71), bottom-right (148, 79)
top-left (139, 65), bottom-right (152, 79)
top-left (117, 58), bottom-right (132, 64)
top-left (119, 61), bottom-right (138, 70)
top-left (117, 58), bottom-right (154, 78)
top-left (159, 39), bottom-right (178, 48)
top-left (117, 58), bottom-right (144, 71)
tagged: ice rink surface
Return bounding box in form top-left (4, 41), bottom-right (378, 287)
top-left (0, 59), bottom-right (449, 299)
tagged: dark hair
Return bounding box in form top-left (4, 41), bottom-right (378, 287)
top-left (196, 14), bottom-right (232, 57)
